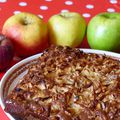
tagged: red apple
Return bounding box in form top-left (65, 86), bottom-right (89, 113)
top-left (0, 34), bottom-right (14, 70)
top-left (2, 12), bottom-right (48, 57)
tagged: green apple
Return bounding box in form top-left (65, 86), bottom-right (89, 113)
top-left (48, 12), bottom-right (86, 47)
top-left (87, 12), bottom-right (120, 52)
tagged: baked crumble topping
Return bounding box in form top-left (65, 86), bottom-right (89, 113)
top-left (5, 45), bottom-right (120, 120)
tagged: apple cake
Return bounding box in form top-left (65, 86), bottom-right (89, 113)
top-left (4, 45), bottom-right (120, 120)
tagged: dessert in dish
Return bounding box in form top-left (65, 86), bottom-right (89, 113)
top-left (4, 46), bottom-right (120, 120)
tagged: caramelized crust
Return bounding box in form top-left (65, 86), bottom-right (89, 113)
top-left (5, 46), bottom-right (120, 120)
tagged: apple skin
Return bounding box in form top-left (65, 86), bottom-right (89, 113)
top-left (87, 12), bottom-right (120, 52)
top-left (0, 34), bottom-right (14, 70)
top-left (48, 12), bottom-right (86, 47)
top-left (2, 12), bottom-right (48, 57)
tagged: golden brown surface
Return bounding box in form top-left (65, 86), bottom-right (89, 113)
top-left (5, 46), bottom-right (120, 120)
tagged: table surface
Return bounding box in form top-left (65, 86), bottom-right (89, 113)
top-left (0, 0), bottom-right (120, 119)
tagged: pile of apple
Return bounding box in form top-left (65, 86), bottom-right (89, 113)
top-left (0, 12), bottom-right (120, 70)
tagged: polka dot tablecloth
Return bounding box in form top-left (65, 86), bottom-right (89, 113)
top-left (0, 0), bottom-right (120, 119)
